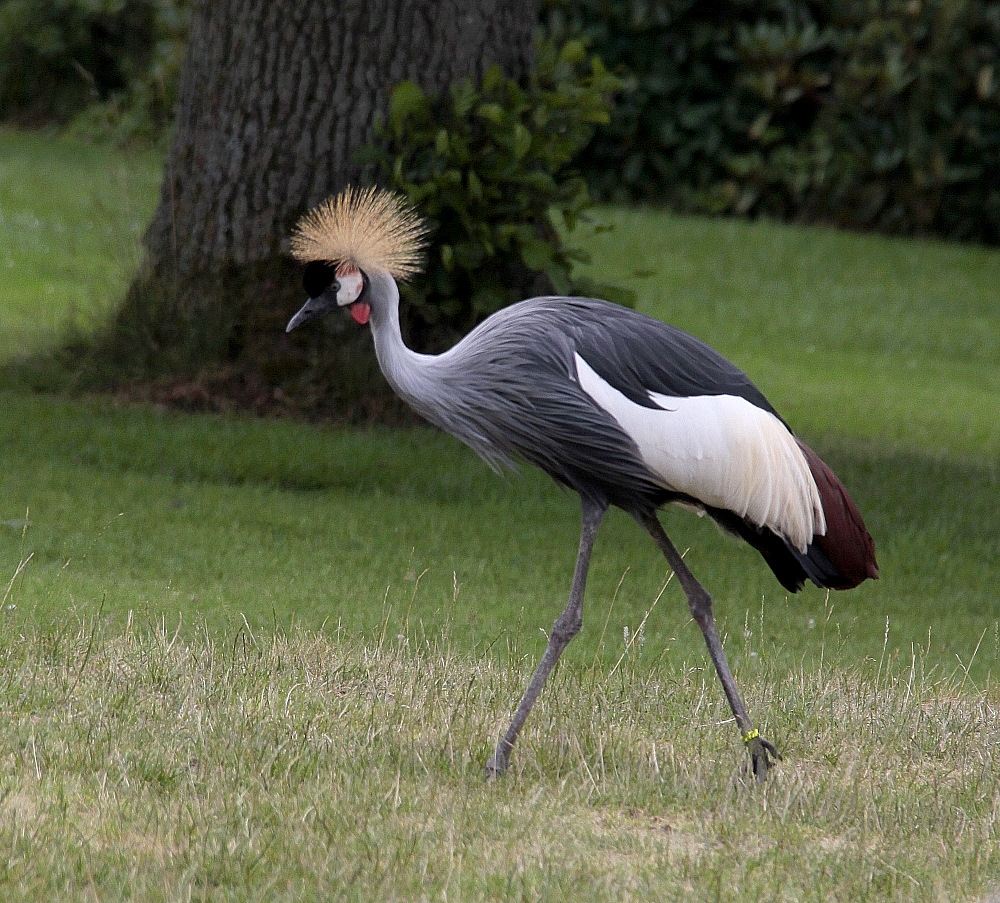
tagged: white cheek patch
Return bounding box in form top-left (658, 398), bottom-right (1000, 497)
top-left (336, 267), bottom-right (364, 306)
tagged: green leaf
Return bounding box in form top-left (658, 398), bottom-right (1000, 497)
top-left (389, 81), bottom-right (428, 133)
top-left (548, 267), bottom-right (572, 296)
top-left (452, 240), bottom-right (485, 270)
top-left (476, 103), bottom-right (504, 123)
top-left (482, 64), bottom-right (504, 94)
top-left (467, 170), bottom-right (483, 200)
top-left (559, 40), bottom-right (587, 65)
top-left (471, 283), bottom-right (508, 315)
top-left (451, 79), bottom-right (479, 118)
top-left (519, 238), bottom-right (554, 271)
top-left (522, 171), bottom-right (557, 195)
top-left (511, 123), bottom-right (532, 160)
top-left (448, 133), bottom-right (470, 165)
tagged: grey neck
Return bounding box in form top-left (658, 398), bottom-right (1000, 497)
top-left (366, 269), bottom-right (437, 412)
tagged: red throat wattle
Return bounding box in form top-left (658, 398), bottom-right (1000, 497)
top-left (350, 302), bottom-right (371, 325)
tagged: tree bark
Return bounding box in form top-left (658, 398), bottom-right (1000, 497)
top-left (146, 0), bottom-right (539, 276)
top-left (109, 0), bottom-right (540, 416)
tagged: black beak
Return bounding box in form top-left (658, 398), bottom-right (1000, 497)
top-left (286, 297), bottom-right (328, 333)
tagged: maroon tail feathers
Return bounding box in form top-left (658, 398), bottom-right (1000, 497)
top-left (797, 440), bottom-right (878, 589)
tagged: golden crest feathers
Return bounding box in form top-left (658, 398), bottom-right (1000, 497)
top-left (290, 185), bottom-right (427, 280)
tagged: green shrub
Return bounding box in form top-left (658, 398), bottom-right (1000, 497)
top-left (365, 38), bottom-right (630, 350)
top-left (0, 0), bottom-right (189, 141)
top-left (8, 1), bottom-right (997, 243)
top-left (542, 0), bottom-right (1000, 244)
top-left (541, 0), bottom-right (757, 204)
top-left (725, 0), bottom-right (1000, 243)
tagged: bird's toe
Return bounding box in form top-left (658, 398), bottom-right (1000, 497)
top-left (748, 736), bottom-right (781, 783)
top-left (484, 750), bottom-right (509, 781)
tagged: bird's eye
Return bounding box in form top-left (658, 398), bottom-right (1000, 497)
top-left (302, 261), bottom-right (336, 298)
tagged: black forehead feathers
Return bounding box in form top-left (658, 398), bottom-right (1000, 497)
top-left (302, 260), bottom-right (337, 299)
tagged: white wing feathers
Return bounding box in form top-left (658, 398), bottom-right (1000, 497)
top-left (574, 354), bottom-right (825, 551)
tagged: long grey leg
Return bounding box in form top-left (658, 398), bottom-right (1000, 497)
top-left (639, 512), bottom-right (779, 782)
top-left (486, 497), bottom-right (606, 778)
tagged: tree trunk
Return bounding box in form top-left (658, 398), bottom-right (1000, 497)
top-left (107, 0), bottom-right (539, 418)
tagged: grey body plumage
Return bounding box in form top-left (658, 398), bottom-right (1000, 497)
top-left (373, 281), bottom-right (668, 512)
top-left (286, 187), bottom-right (878, 782)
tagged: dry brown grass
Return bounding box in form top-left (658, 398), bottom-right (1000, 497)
top-left (0, 613), bottom-right (997, 901)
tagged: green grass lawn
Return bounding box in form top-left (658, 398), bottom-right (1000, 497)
top-left (1, 130), bottom-right (998, 901)
top-left (0, 129), bottom-right (162, 360)
top-left (2, 389), bottom-right (997, 681)
top-left (1, 130), bottom-right (996, 677)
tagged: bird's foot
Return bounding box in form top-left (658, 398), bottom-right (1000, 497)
top-left (485, 743), bottom-right (512, 781)
top-left (744, 731), bottom-right (781, 783)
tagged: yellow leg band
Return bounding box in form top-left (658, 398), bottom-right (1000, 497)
top-left (742, 728), bottom-right (760, 744)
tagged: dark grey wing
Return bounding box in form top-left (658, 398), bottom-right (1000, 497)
top-left (426, 303), bottom-right (669, 512)
top-left (425, 295), bottom-right (785, 513)
top-left (535, 297), bottom-right (783, 420)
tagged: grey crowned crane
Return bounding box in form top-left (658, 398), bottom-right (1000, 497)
top-left (286, 186), bottom-right (878, 781)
